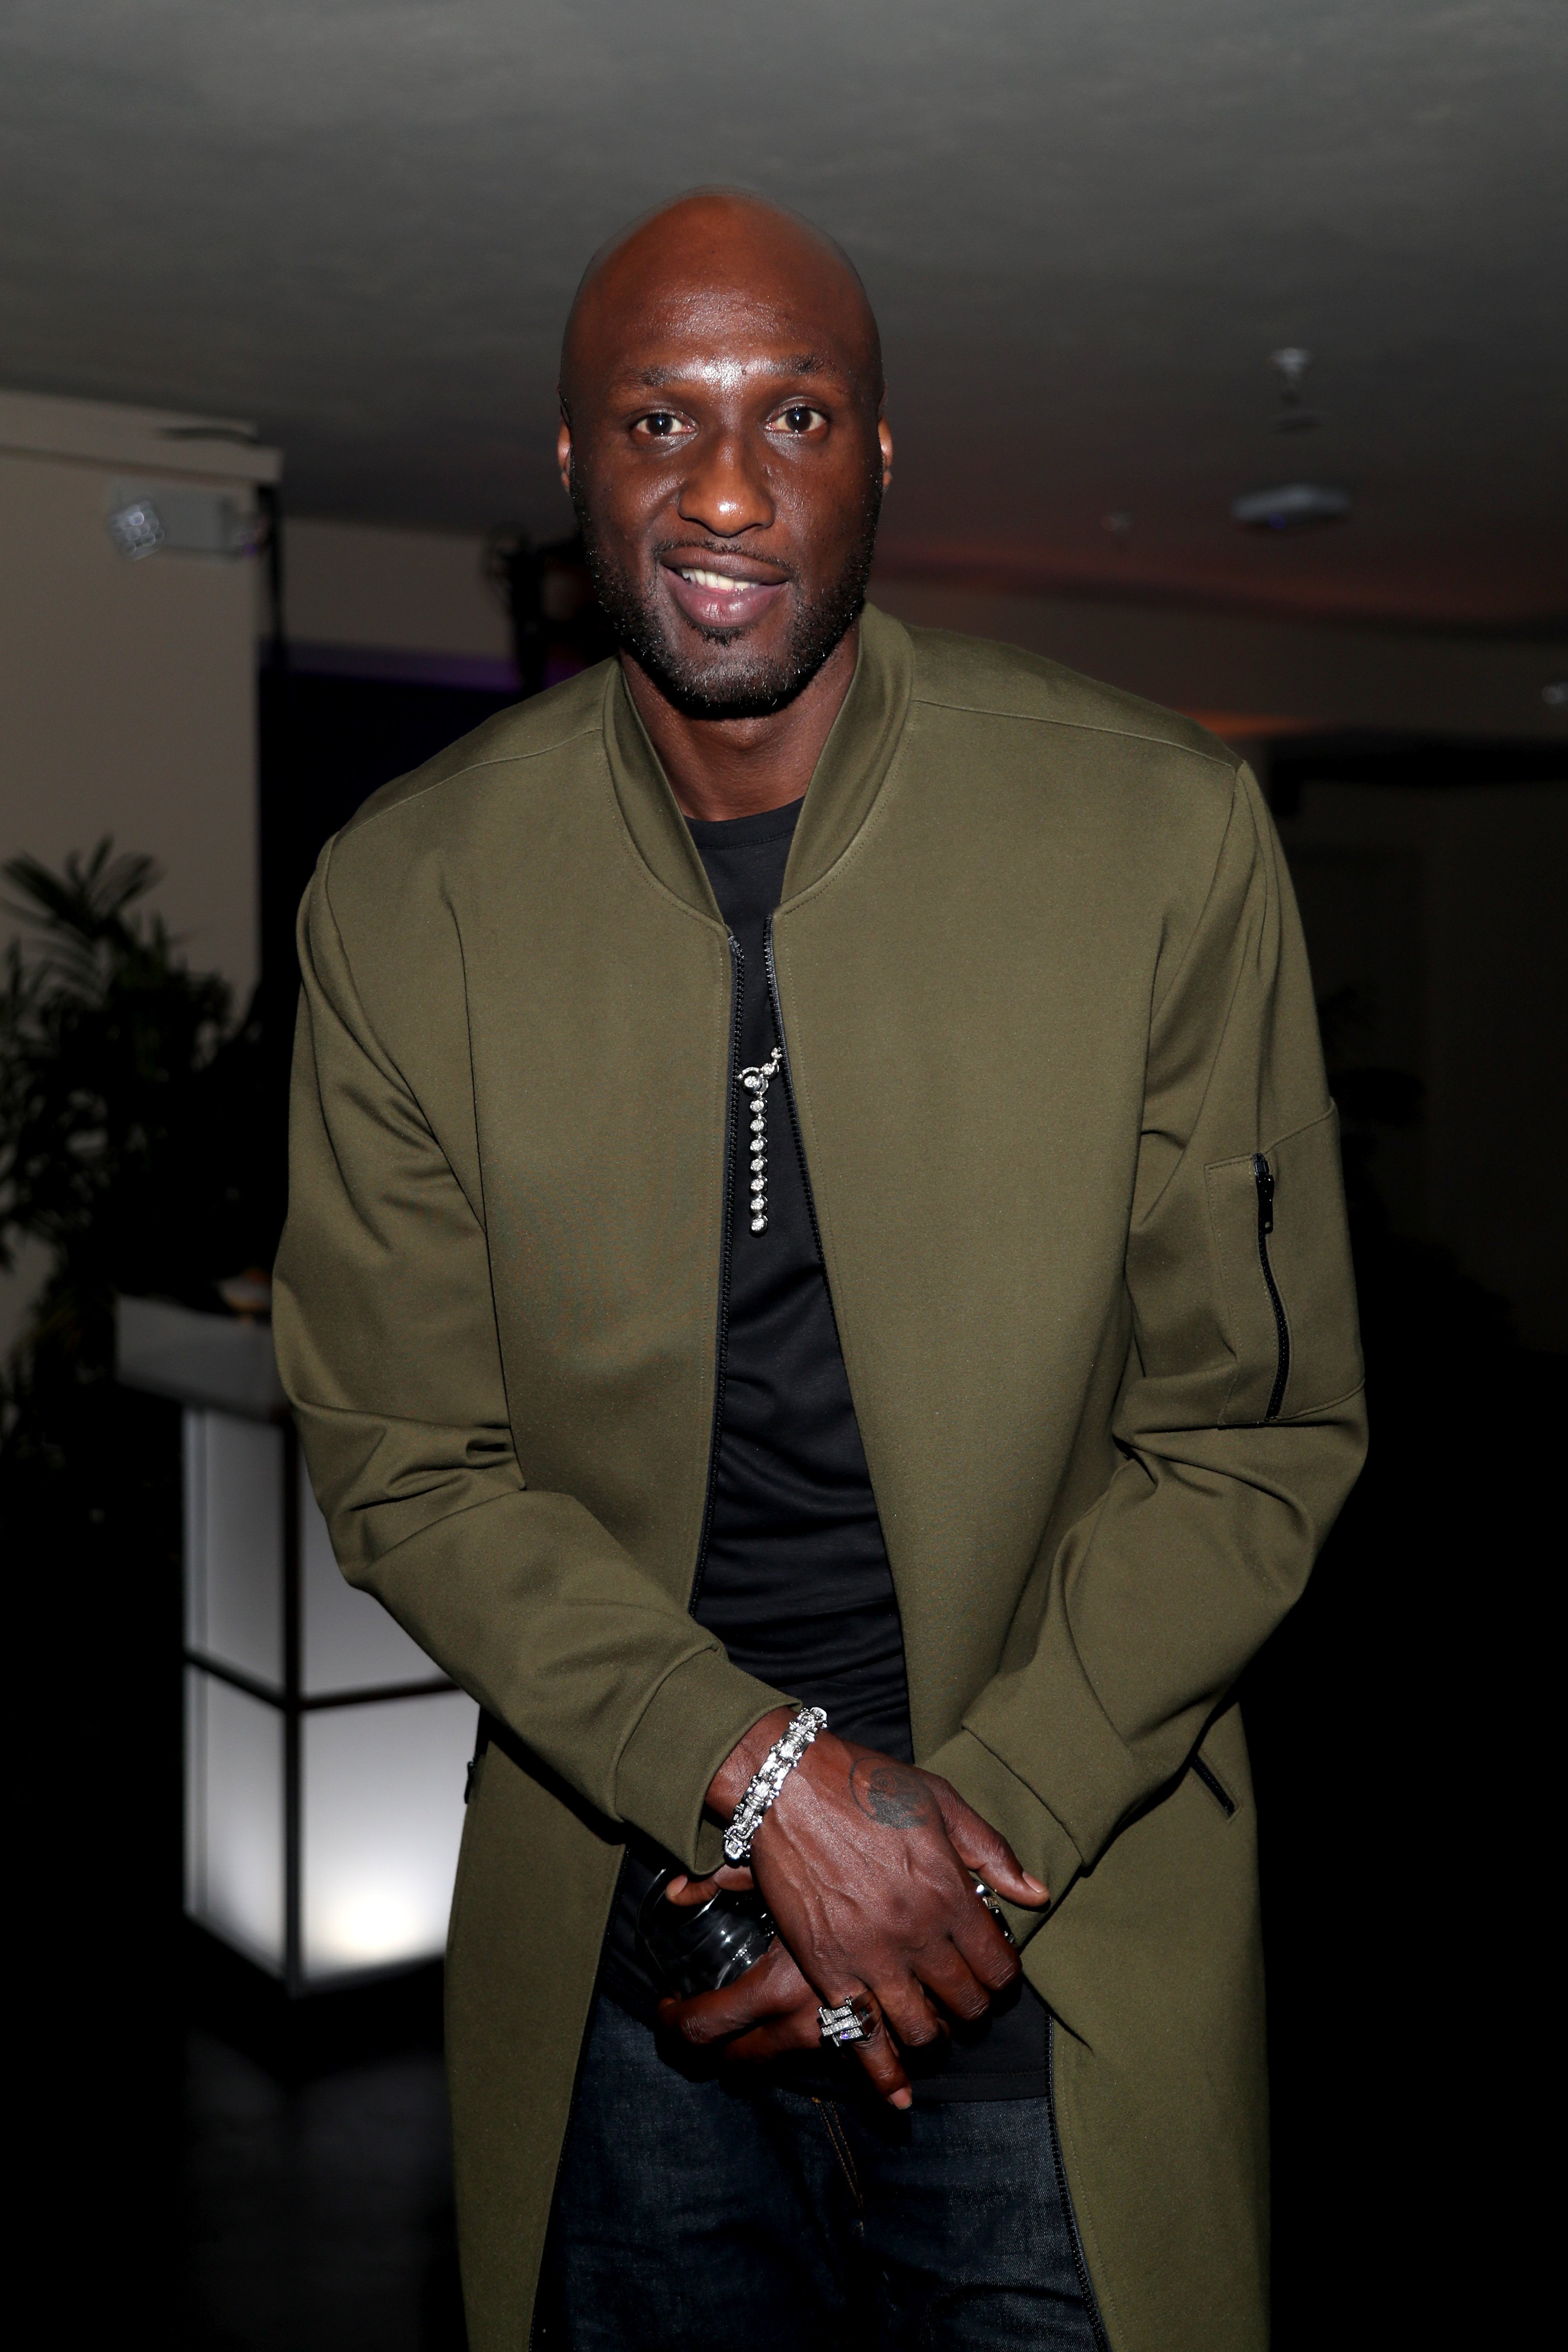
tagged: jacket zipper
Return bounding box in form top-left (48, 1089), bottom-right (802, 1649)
top-left (1251, 1152), bottom-right (1290, 1422)
top-left (763, 917), bottom-right (830, 1269)
top-left (530, 938), bottom-right (742, 2348)
top-left (688, 932), bottom-right (745, 1618)
top-left (1047, 2015), bottom-right (1112, 2351)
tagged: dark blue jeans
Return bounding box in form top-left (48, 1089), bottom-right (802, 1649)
top-left (537, 1996), bottom-right (1100, 2352)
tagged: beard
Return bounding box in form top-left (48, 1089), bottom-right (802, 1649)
top-left (571, 462), bottom-right (883, 719)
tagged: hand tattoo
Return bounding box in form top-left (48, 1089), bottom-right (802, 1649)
top-left (850, 1759), bottom-right (936, 1831)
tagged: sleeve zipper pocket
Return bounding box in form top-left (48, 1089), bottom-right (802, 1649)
top-left (1191, 1754), bottom-right (1238, 1818)
top-left (1252, 1152), bottom-right (1291, 1420)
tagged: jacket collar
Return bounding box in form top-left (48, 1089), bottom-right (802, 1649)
top-left (601, 603), bottom-right (915, 924)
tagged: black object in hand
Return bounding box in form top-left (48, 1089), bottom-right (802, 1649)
top-left (636, 1866), bottom-right (776, 1997)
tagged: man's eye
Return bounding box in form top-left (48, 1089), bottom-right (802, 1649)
top-left (634, 412), bottom-right (686, 440)
top-left (772, 405), bottom-right (826, 435)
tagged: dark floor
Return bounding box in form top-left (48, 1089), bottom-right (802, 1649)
top-left (181, 1943), bottom-right (466, 2351)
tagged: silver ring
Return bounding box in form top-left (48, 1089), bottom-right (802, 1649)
top-left (818, 1997), bottom-right (875, 2048)
top-left (972, 1879), bottom-right (1017, 1945)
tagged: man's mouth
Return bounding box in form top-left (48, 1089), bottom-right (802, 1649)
top-left (660, 553), bottom-right (789, 632)
top-left (677, 565), bottom-right (754, 593)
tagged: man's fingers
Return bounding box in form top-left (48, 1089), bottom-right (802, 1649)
top-left (657, 1943), bottom-right (806, 2047)
top-left (871, 1971), bottom-right (950, 2053)
top-left (942, 1866), bottom-right (1044, 1997)
top-left (747, 1985), bottom-right (912, 2117)
top-left (722, 1999), bottom-right (913, 2107)
top-left (663, 1863), bottom-right (755, 1906)
top-left (946, 1888), bottom-right (1025, 1993)
top-left (910, 1939), bottom-right (999, 2023)
top-left (924, 1775), bottom-right (1049, 1906)
top-left (664, 1954), bottom-right (916, 2114)
top-left (848, 2001), bottom-right (912, 2106)
top-left (855, 2039), bottom-right (913, 2106)
top-left (723, 2013), bottom-right (820, 2064)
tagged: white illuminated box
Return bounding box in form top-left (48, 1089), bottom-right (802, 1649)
top-left (119, 1298), bottom-right (478, 1991)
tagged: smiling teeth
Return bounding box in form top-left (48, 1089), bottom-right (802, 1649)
top-left (680, 568), bottom-right (754, 592)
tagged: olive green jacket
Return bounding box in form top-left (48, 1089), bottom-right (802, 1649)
top-left (274, 607), bottom-right (1366, 2352)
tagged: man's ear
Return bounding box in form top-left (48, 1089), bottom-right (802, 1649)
top-left (878, 413), bottom-right (894, 492)
top-left (556, 400), bottom-right (573, 499)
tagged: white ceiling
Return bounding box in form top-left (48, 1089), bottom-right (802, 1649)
top-left (2, 0), bottom-right (1564, 627)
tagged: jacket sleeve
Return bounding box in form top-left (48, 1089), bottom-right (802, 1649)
top-left (927, 762), bottom-right (1367, 1926)
top-left (271, 846), bottom-right (785, 1872)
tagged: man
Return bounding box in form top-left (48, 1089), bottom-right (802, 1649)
top-left (274, 190), bottom-right (1365, 2352)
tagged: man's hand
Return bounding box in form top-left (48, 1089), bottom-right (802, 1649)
top-left (657, 1940), bottom-right (915, 2103)
top-left (660, 1709), bottom-right (1049, 2105)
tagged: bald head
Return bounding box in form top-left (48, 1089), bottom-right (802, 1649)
top-left (560, 189), bottom-right (882, 418)
top-left (555, 187), bottom-right (891, 721)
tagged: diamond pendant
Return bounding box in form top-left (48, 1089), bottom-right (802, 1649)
top-left (737, 1046), bottom-right (782, 1234)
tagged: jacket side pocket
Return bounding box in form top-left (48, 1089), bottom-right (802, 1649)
top-left (1207, 1105), bottom-right (1363, 1424)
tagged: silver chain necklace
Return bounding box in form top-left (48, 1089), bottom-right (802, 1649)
top-left (737, 1046), bottom-right (783, 1233)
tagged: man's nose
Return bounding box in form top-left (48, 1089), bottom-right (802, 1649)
top-left (676, 432), bottom-right (774, 537)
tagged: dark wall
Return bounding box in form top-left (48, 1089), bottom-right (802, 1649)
top-left (259, 667), bottom-right (520, 1003)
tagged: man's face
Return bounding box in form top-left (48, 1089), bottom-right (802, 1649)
top-left (559, 223), bottom-right (892, 718)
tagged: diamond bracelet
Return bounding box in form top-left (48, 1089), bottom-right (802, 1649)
top-left (722, 1705), bottom-right (828, 1866)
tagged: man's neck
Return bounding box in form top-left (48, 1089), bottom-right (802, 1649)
top-left (620, 623), bottom-right (859, 823)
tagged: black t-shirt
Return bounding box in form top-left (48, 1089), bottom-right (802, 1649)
top-left (602, 796), bottom-right (1049, 2098)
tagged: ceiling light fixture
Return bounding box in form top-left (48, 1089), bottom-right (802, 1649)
top-left (105, 482), bottom-right (258, 561)
top-left (1231, 482), bottom-right (1351, 532)
top-left (106, 498), bottom-right (165, 560)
